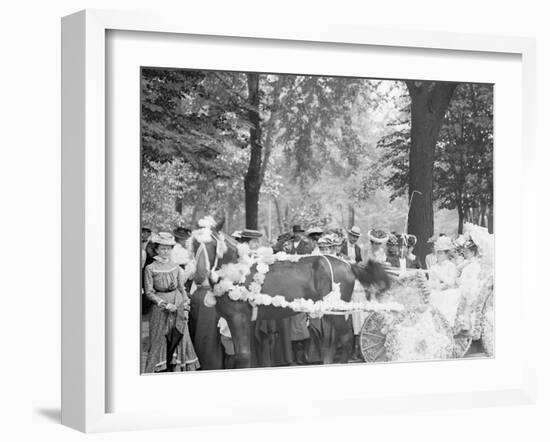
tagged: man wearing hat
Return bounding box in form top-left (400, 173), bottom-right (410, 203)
top-left (341, 226), bottom-right (365, 360)
top-left (289, 225), bottom-right (314, 255)
top-left (287, 225), bottom-right (313, 364)
top-left (272, 232), bottom-right (293, 253)
top-left (340, 225), bottom-right (363, 263)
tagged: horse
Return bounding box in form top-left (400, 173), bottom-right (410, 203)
top-left (191, 221), bottom-right (391, 369)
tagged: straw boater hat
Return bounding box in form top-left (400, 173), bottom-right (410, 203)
top-left (141, 226), bottom-right (152, 234)
top-left (347, 226), bottom-right (361, 238)
top-left (307, 227), bottom-right (324, 236)
top-left (368, 229), bottom-right (389, 244)
top-left (240, 229), bottom-right (263, 239)
top-left (151, 232), bottom-right (176, 246)
top-left (434, 235), bottom-right (454, 252)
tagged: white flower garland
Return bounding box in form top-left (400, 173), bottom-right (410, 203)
top-left (202, 243), bottom-right (403, 315)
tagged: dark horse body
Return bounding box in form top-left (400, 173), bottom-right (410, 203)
top-left (193, 226), bottom-right (390, 368)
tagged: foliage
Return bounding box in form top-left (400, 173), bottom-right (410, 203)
top-left (140, 69), bottom-right (487, 242)
top-left (377, 82), bottom-right (493, 231)
top-left (434, 84), bottom-right (493, 219)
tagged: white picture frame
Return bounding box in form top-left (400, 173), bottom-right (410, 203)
top-left (61, 9), bottom-right (537, 433)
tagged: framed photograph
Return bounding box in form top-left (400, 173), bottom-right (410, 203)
top-left (61, 9), bottom-right (537, 433)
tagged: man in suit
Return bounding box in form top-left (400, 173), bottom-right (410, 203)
top-left (340, 225), bottom-right (362, 263)
top-left (288, 224), bottom-right (313, 364)
top-left (341, 226), bottom-right (365, 360)
top-left (289, 225), bottom-right (314, 255)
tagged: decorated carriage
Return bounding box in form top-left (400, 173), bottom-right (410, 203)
top-left (359, 225), bottom-right (494, 363)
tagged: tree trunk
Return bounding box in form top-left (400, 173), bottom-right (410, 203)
top-left (244, 73), bottom-right (263, 229)
top-left (190, 203), bottom-right (200, 226)
top-left (175, 197), bottom-right (183, 215)
top-left (406, 81), bottom-right (457, 267)
top-left (457, 206), bottom-right (465, 234)
top-left (274, 198), bottom-right (284, 234)
top-left (479, 202), bottom-right (487, 227)
top-left (348, 204), bottom-right (355, 228)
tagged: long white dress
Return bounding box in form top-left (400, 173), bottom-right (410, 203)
top-left (456, 258), bottom-right (482, 331)
top-left (428, 260), bottom-right (461, 326)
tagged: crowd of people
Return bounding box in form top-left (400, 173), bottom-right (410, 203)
top-left (140, 221), bottom-right (488, 372)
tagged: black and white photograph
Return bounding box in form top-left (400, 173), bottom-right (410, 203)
top-left (140, 68), bottom-right (495, 374)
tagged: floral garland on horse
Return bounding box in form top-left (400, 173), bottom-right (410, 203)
top-left (192, 217), bottom-right (403, 317)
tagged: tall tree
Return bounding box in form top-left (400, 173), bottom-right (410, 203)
top-left (405, 81), bottom-right (457, 266)
top-left (435, 83), bottom-right (493, 233)
top-left (244, 73), bottom-right (263, 229)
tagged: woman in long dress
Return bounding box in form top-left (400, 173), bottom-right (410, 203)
top-left (427, 235), bottom-right (461, 326)
top-left (455, 238), bottom-right (482, 332)
top-left (143, 232), bottom-right (200, 373)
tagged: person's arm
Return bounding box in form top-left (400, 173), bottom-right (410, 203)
top-left (143, 266), bottom-right (167, 308)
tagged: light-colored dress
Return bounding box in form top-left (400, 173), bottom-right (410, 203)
top-left (143, 258), bottom-right (200, 373)
top-left (428, 260), bottom-right (461, 326)
top-left (456, 258), bottom-right (482, 331)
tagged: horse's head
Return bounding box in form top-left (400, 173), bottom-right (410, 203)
top-left (191, 215), bottom-right (239, 285)
top-left (351, 259), bottom-right (391, 296)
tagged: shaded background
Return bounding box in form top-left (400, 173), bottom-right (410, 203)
top-left (142, 70), bottom-right (493, 265)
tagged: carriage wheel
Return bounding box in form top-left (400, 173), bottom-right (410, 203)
top-left (359, 312), bottom-right (390, 363)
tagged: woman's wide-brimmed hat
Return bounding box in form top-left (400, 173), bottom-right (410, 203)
top-left (347, 226), bottom-right (361, 237)
top-left (240, 229), bottom-right (263, 239)
top-left (368, 229), bottom-right (389, 244)
top-left (434, 235), bottom-right (454, 252)
top-left (151, 232), bottom-right (176, 246)
top-left (173, 226), bottom-right (191, 240)
top-left (307, 227), bottom-right (324, 236)
top-left (292, 224), bottom-right (305, 233)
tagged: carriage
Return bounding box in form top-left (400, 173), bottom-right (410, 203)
top-left (359, 268), bottom-right (494, 363)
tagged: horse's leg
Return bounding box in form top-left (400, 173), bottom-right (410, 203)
top-left (320, 317), bottom-right (337, 364)
top-left (217, 297), bottom-right (253, 368)
top-left (336, 316), bottom-right (353, 363)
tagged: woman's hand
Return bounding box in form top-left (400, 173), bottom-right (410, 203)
top-left (165, 303), bottom-right (178, 313)
top-left (157, 300), bottom-right (168, 309)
